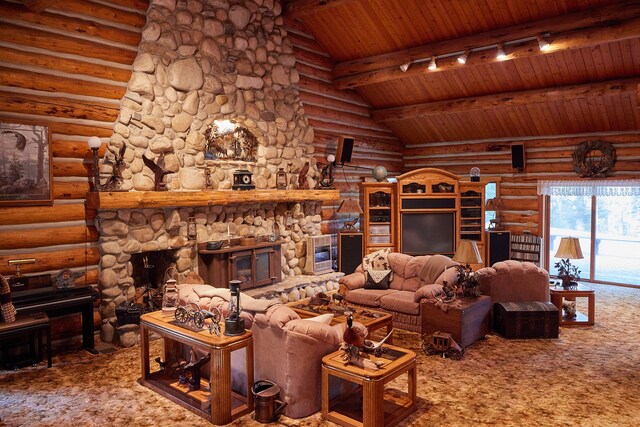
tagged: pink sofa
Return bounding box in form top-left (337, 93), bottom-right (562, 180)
top-left (179, 284), bottom-right (356, 419)
top-left (475, 260), bottom-right (550, 303)
top-left (339, 253), bottom-right (460, 332)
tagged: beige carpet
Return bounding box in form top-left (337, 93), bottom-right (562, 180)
top-left (1, 283), bottom-right (639, 426)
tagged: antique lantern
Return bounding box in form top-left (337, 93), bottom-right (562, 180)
top-left (162, 279), bottom-right (179, 315)
top-left (224, 280), bottom-right (244, 336)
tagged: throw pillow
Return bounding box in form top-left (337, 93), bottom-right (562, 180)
top-left (307, 313), bottom-right (334, 324)
top-left (364, 269), bottom-right (392, 290)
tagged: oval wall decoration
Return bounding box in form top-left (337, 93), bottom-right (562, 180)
top-left (572, 140), bottom-right (616, 178)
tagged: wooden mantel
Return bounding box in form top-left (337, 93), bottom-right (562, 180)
top-left (85, 189), bottom-right (340, 210)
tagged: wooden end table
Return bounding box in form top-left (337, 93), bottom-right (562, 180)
top-left (322, 344), bottom-right (416, 427)
top-left (549, 284), bottom-right (595, 326)
top-left (421, 295), bottom-right (492, 348)
top-left (289, 298), bottom-right (393, 343)
top-left (139, 310), bottom-right (254, 425)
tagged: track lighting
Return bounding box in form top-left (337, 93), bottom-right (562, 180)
top-left (428, 56), bottom-right (437, 71)
top-left (496, 44), bottom-right (507, 60)
top-left (457, 50), bottom-right (469, 64)
top-left (399, 61), bottom-right (411, 72)
top-left (537, 34), bottom-right (550, 51)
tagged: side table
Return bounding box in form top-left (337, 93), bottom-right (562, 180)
top-left (0, 312), bottom-right (51, 369)
top-left (322, 344), bottom-right (416, 427)
top-left (549, 284), bottom-right (595, 326)
top-left (139, 310), bottom-right (254, 425)
top-left (421, 295), bottom-right (492, 347)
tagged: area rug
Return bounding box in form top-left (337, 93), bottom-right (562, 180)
top-left (1, 283), bottom-right (639, 426)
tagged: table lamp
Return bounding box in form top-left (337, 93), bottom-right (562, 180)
top-left (87, 136), bottom-right (102, 191)
top-left (452, 240), bottom-right (482, 272)
top-left (485, 198), bottom-right (504, 230)
top-left (554, 237), bottom-right (583, 287)
top-left (337, 198), bottom-right (363, 231)
top-left (224, 280), bottom-right (244, 336)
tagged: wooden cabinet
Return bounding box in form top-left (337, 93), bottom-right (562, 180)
top-left (361, 182), bottom-right (395, 254)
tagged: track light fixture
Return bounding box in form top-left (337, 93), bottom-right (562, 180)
top-left (537, 34), bottom-right (550, 51)
top-left (428, 56), bottom-right (437, 71)
top-left (457, 50), bottom-right (469, 64)
top-left (399, 61), bottom-right (411, 72)
top-left (496, 43), bottom-right (507, 60)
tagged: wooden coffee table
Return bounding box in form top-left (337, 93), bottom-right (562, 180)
top-left (549, 284), bottom-right (595, 326)
top-left (322, 344), bottom-right (417, 427)
top-left (289, 298), bottom-right (393, 342)
top-left (139, 310), bottom-right (254, 425)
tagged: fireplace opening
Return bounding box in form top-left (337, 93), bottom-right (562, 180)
top-left (131, 249), bottom-right (178, 311)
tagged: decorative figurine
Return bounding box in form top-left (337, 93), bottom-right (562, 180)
top-left (232, 169), bottom-right (255, 190)
top-left (102, 144), bottom-right (126, 191)
top-left (55, 268), bottom-right (85, 289)
top-left (176, 348), bottom-right (211, 391)
top-left (297, 162), bottom-right (310, 189)
top-left (142, 154), bottom-right (171, 191)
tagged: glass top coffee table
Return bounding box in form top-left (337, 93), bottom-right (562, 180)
top-left (288, 298), bottom-right (393, 342)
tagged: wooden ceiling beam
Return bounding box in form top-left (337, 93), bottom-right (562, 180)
top-left (284, 0), bottom-right (359, 20)
top-left (335, 16), bottom-right (640, 90)
top-left (372, 78), bottom-right (640, 123)
top-left (333, 0), bottom-right (640, 88)
top-left (22, 0), bottom-right (59, 12)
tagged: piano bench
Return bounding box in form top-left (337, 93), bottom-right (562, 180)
top-left (0, 312), bottom-right (51, 369)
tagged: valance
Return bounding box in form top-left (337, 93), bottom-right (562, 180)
top-left (537, 180), bottom-right (640, 197)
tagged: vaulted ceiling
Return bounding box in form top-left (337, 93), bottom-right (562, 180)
top-left (284, 0), bottom-right (640, 146)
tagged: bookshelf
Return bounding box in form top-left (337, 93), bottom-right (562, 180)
top-left (510, 233), bottom-right (542, 265)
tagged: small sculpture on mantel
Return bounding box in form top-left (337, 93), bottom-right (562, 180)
top-left (142, 154), bottom-right (171, 191)
top-left (102, 144), bottom-right (126, 191)
top-left (298, 161), bottom-right (310, 189)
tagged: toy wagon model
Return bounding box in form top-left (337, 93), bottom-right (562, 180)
top-left (175, 303), bottom-right (222, 334)
top-left (422, 331), bottom-right (464, 359)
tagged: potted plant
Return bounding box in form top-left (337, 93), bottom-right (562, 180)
top-left (456, 265), bottom-right (480, 297)
top-left (554, 258), bottom-right (581, 287)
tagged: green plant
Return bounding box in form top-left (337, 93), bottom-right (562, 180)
top-left (554, 258), bottom-right (581, 284)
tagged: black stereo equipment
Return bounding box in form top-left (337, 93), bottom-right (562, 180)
top-left (511, 144), bottom-right (525, 171)
top-left (336, 136), bottom-right (355, 164)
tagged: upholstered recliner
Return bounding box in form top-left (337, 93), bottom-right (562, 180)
top-left (339, 253), bottom-right (460, 332)
top-left (475, 260), bottom-right (550, 303)
top-left (179, 284), bottom-right (356, 419)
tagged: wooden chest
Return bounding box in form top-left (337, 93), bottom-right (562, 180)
top-left (422, 295), bottom-right (492, 348)
top-left (493, 302), bottom-right (559, 339)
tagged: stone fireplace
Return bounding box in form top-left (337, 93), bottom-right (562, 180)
top-left (93, 0), bottom-right (336, 346)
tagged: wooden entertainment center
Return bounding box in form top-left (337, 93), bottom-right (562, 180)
top-left (361, 168), bottom-right (486, 267)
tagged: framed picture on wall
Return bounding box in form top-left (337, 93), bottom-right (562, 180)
top-left (0, 120), bottom-right (53, 206)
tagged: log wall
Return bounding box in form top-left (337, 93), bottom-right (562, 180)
top-left (404, 133), bottom-right (640, 236)
top-left (0, 0), bottom-right (146, 314)
top-left (284, 18), bottom-right (404, 235)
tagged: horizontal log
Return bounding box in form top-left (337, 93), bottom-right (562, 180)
top-left (505, 225), bottom-right (541, 236)
top-left (314, 130), bottom-right (404, 151)
top-left (1, 2), bottom-right (141, 47)
top-left (51, 138), bottom-right (107, 159)
top-left (291, 45), bottom-right (335, 71)
top-left (304, 104), bottom-right (391, 133)
top-left (333, 1), bottom-right (640, 81)
top-left (299, 90), bottom-right (371, 117)
top-left (373, 78), bottom-right (640, 122)
top-left (298, 78), bottom-right (369, 107)
top-left (501, 199), bottom-right (538, 211)
top-left (0, 23), bottom-right (136, 65)
top-left (308, 118), bottom-right (399, 141)
top-left (48, 122), bottom-right (113, 137)
top-left (53, 181), bottom-right (90, 200)
top-left (104, 0), bottom-right (149, 12)
top-left (0, 225), bottom-right (98, 250)
top-left (502, 212), bottom-right (539, 224)
top-left (52, 160), bottom-right (90, 178)
top-left (0, 246), bottom-right (100, 276)
top-left (295, 61), bottom-right (334, 83)
top-left (86, 189), bottom-right (341, 210)
top-left (52, 0), bottom-right (146, 28)
top-left (288, 32), bottom-right (332, 58)
top-left (284, 0), bottom-right (358, 20)
top-left (0, 203), bottom-right (87, 225)
top-left (0, 46), bottom-right (132, 83)
top-left (0, 91), bottom-right (119, 122)
top-left (0, 66), bottom-right (127, 100)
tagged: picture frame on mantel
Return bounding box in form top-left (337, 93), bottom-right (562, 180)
top-left (0, 120), bottom-right (53, 206)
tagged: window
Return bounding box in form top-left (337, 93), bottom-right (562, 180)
top-left (484, 181), bottom-right (497, 230)
top-left (539, 180), bottom-right (640, 286)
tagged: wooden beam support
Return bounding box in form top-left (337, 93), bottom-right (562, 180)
top-left (333, 1), bottom-right (640, 89)
top-left (372, 78), bottom-right (640, 123)
top-left (284, 0), bottom-right (358, 20)
top-left (23, 0), bottom-right (58, 12)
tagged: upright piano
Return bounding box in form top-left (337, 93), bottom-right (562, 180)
top-left (12, 281), bottom-right (99, 354)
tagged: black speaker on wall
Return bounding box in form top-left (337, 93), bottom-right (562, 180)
top-left (338, 232), bottom-right (363, 275)
top-left (487, 231), bottom-right (511, 266)
top-left (336, 136), bottom-right (355, 164)
top-left (511, 144), bottom-right (526, 171)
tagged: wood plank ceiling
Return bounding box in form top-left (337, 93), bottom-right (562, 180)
top-left (283, 0), bottom-right (640, 146)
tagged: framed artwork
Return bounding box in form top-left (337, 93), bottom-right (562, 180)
top-left (0, 120), bottom-right (53, 206)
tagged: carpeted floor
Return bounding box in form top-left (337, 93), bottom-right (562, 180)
top-left (1, 283), bottom-right (639, 426)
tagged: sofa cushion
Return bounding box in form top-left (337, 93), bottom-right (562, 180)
top-left (307, 313), bottom-right (334, 324)
top-left (436, 265), bottom-right (461, 286)
top-left (364, 270), bottom-right (392, 290)
top-left (420, 254), bottom-right (460, 284)
top-left (345, 288), bottom-right (398, 307)
top-left (380, 290), bottom-right (420, 316)
top-left (414, 283), bottom-right (444, 302)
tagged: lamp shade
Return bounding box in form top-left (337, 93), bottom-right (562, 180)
top-left (337, 199), bottom-right (363, 214)
top-left (452, 240), bottom-right (482, 265)
top-left (554, 237), bottom-right (583, 260)
top-left (485, 198), bottom-right (503, 211)
top-left (87, 136), bottom-right (102, 149)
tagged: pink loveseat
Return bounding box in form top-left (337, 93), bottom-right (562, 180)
top-left (339, 253), bottom-right (460, 332)
top-left (475, 260), bottom-right (550, 303)
top-left (179, 284), bottom-right (355, 419)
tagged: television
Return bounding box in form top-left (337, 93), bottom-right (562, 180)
top-left (401, 212), bottom-right (456, 255)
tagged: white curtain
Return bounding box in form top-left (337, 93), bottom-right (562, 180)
top-left (537, 180), bottom-right (640, 197)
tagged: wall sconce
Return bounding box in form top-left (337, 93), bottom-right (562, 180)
top-left (399, 61), bottom-right (411, 72)
top-left (224, 280), bottom-right (244, 336)
top-left (87, 136), bottom-right (102, 191)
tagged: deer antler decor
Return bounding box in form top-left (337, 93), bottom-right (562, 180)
top-left (572, 140), bottom-right (616, 178)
